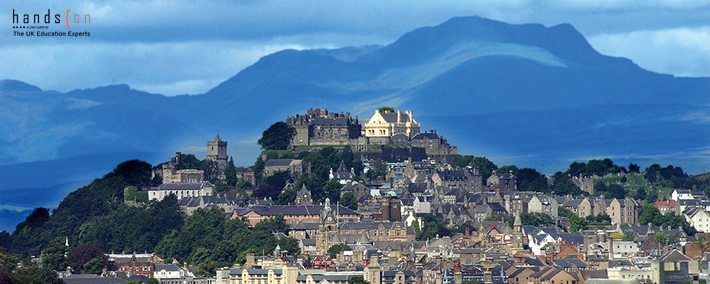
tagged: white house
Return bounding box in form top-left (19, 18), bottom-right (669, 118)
top-left (148, 181), bottom-right (213, 201)
top-left (684, 207), bottom-right (710, 233)
top-left (672, 189), bottom-right (694, 201)
top-left (153, 264), bottom-right (188, 279)
top-left (611, 240), bottom-right (638, 258)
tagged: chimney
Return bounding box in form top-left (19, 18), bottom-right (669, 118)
top-left (397, 110), bottom-right (402, 123)
top-left (609, 237), bottom-right (614, 259)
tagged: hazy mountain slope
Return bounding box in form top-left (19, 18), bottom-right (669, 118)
top-left (1, 16), bottom-right (709, 230)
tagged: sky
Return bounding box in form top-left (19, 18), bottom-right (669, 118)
top-left (1, 0), bottom-right (708, 96)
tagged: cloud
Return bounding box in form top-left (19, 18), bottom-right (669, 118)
top-left (0, 40), bottom-right (306, 95)
top-left (540, 0), bottom-right (709, 10)
top-left (2, 0), bottom-right (709, 95)
top-left (588, 27), bottom-right (710, 77)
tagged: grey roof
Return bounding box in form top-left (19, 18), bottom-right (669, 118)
top-left (265, 159), bottom-right (294, 167)
top-left (340, 221), bottom-right (407, 231)
top-left (179, 196), bottom-right (239, 207)
top-left (229, 268), bottom-right (283, 276)
top-left (311, 117), bottom-right (351, 126)
top-left (508, 267), bottom-right (541, 278)
top-left (302, 239), bottom-right (317, 246)
top-left (379, 112), bottom-right (412, 123)
top-left (408, 183), bottom-right (428, 193)
top-left (488, 202), bottom-right (507, 213)
top-left (411, 132), bottom-right (440, 140)
top-left (153, 181), bottom-right (212, 191)
top-left (236, 204), bottom-right (358, 217)
top-left (154, 264), bottom-right (181, 272)
top-left (296, 275), bottom-right (357, 281)
top-left (554, 258), bottom-right (588, 268)
top-left (290, 222), bottom-right (320, 230)
top-left (63, 275), bottom-right (127, 284)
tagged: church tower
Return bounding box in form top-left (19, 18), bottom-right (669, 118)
top-left (206, 134), bottom-right (228, 173)
top-left (316, 198), bottom-right (338, 255)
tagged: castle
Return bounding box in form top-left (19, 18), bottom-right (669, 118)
top-left (285, 108), bottom-right (457, 157)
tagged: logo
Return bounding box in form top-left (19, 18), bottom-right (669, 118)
top-left (11, 8), bottom-right (91, 37)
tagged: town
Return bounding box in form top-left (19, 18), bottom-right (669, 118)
top-left (2, 107), bottom-right (710, 284)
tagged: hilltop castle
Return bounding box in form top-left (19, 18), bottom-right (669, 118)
top-left (285, 108), bottom-right (457, 157)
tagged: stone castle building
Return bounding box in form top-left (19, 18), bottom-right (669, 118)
top-left (285, 108), bottom-right (456, 157)
top-left (286, 108), bottom-right (362, 147)
top-left (160, 152), bottom-right (205, 183)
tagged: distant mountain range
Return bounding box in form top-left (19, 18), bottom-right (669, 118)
top-left (1, 16), bottom-right (708, 231)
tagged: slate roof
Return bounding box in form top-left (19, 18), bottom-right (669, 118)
top-left (310, 117), bottom-right (351, 126)
top-left (290, 222), bottom-right (319, 230)
top-left (153, 181), bottom-right (212, 191)
top-left (296, 275), bottom-right (357, 281)
top-left (408, 183), bottom-right (428, 194)
top-left (554, 258), bottom-right (588, 268)
top-left (264, 159), bottom-right (294, 167)
top-left (340, 221), bottom-right (407, 231)
top-left (154, 264), bottom-right (181, 272)
top-left (508, 267), bottom-right (541, 278)
top-left (660, 249), bottom-right (692, 262)
top-left (229, 268), bottom-right (283, 276)
top-left (236, 205), bottom-right (358, 217)
top-left (179, 196), bottom-right (239, 207)
top-left (62, 274), bottom-right (127, 284)
top-left (379, 112), bottom-right (412, 123)
top-left (411, 132), bottom-right (440, 140)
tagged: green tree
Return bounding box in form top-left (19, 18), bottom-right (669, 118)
top-left (178, 154), bottom-right (202, 170)
top-left (349, 276), bottom-right (371, 284)
top-left (366, 159), bottom-right (387, 181)
top-left (636, 187), bottom-right (647, 201)
top-left (623, 229), bottom-right (636, 241)
top-left (340, 192), bottom-right (358, 210)
top-left (629, 163), bottom-right (640, 173)
top-left (10, 264), bottom-right (63, 284)
top-left (278, 237), bottom-right (301, 254)
top-left (470, 157), bottom-right (498, 181)
top-left (276, 188), bottom-right (297, 205)
top-left (41, 236), bottom-right (69, 271)
top-left (327, 243), bottom-right (351, 258)
top-left (258, 122), bottom-right (296, 150)
top-left (656, 232), bottom-right (669, 246)
top-left (147, 279), bottom-right (160, 284)
top-left (265, 170), bottom-right (291, 188)
top-left (377, 107), bottom-right (395, 113)
top-left (213, 181), bottom-right (229, 194)
top-left (496, 165), bottom-right (519, 177)
top-left (411, 219), bottom-right (421, 240)
top-left (224, 157), bottom-right (238, 186)
top-left (82, 258), bottom-right (104, 274)
top-left (462, 281), bottom-right (479, 284)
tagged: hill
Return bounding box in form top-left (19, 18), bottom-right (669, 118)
top-left (0, 16), bottom-right (708, 230)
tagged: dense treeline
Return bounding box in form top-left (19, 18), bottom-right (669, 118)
top-left (155, 210), bottom-right (299, 276)
top-left (274, 146), bottom-right (363, 205)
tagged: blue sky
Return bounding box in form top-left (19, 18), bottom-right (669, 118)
top-left (2, 0), bottom-right (708, 96)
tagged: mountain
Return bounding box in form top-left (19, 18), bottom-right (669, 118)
top-left (1, 16), bottom-right (709, 230)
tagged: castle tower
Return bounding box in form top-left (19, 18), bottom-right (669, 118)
top-left (206, 134), bottom-right (228, 172)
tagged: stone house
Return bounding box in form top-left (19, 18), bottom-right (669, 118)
top-left (528, 194), bottom-right (559, 217)
top-left (263, 159), bottom-right (309, 181)
top-left (410, 130), bottom-right (458, 156)
top-left (487, 170), bottom-right (517, 191)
